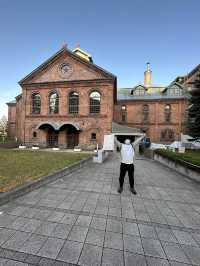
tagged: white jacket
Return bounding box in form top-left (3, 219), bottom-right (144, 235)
top-left (120, 144), bottom-right (135, 164)
top-left (114, 135), bottom-right (144, 164)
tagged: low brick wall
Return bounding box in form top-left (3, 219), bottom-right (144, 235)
top-left (0, 156), bottom-right (92, 206)
top-left (154, 152), bottom-right (200, 182)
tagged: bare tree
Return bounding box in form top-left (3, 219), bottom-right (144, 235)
top-left (0, 115), bottom-right (8, 141)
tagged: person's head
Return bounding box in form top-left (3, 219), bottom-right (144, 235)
top-left (124, 139), bottom-right (131, 145)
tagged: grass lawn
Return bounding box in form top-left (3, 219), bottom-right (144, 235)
top-left (156, 149), bottom-right (200, 167)
top-left (0, 149), bottom-right (91, 192)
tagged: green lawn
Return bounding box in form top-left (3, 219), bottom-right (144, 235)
top-left (0, 149), bottom-right (91, 192)
top-left (155, 149), bottom-right (200, 167)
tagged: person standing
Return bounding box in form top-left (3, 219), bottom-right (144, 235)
top-left (114, 135), bottom-right (145, 194)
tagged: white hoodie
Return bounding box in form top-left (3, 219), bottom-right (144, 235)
top-left (120, 144), bottom-right (135, 164)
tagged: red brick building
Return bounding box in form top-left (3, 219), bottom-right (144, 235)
top-left (8, 47), bottom-right (198, 146)
top-left (7, 47), bottom-right (117, 148)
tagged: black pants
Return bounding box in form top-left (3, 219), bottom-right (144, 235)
top-left (119, 163), bottom-right (135, 188)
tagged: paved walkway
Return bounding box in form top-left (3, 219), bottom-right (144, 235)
top-left (0, 153), bottom-right (200, 266)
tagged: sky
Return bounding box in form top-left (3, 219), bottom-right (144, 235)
top-left (0, 0), bottom-right (200, 117)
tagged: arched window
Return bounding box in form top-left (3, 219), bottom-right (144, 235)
top-left (142, 104), bottom-right (149, 122)
top-left (164, 104), bottom-right (171, 122)
top-left (69, 91), bottom-right (79, 114)
top-left (121, 105), bottom-right (127, 122)
top-left (89, 91), bottom-right (101, 114)
top-left (49, 91), bottom-right (59, 114)
top-left (32, 93), bottom-right (41, 114)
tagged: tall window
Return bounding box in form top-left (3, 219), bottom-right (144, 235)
top-left (89, 91), bottom-right (101, 114)
top-left (32, 93), bottom-right (41, 114)
top-left (121, 105), bottom-right (127, 122)
top-left (49, 91), bottom-right (59, 114)
top-left (164, 104), bottom-right (171, 122)
top-left (69, 91), bottom-right (79, 114)
top-left (142, 104), bottom-right (149, 122)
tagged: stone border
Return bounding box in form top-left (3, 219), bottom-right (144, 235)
top-left (154, 152), bottom-right (200, 183)
top-left (0, 156), bottom-right (92, 206)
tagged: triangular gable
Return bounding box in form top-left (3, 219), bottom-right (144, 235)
top-left (163, 82), bottom-right (184, 95)
top-left (19, 47), bottom-right (116, 85)
top-left (131, 84), bottom-right (147, 95)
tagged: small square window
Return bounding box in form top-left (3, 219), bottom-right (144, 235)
top-left (33, 131), bottom-right (37, 138)
top-left (91, 133), bottom-right (96, 140)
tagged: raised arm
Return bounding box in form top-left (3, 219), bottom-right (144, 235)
top-left (114, 137), bottom-right (122, 149)
top-left (132, 134), bottom-right (145, 147)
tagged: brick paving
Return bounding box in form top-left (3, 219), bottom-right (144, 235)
top-left (0, 153), bottom-right (200, 265)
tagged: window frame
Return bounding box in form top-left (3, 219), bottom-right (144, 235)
top-left (32, 93), bottom-right (41, 114)
top-left (49, 91), bottom-right (59, 114)
top-left (68, 91), bottom-right (79, 115)
top-left (89, 90), bottom-right (101, 114)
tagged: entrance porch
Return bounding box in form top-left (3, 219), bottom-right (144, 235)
top-left (37, 122), bottom-right (80, 149)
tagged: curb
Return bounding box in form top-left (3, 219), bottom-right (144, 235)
top-left (0, 156), bottom-right (92, 206)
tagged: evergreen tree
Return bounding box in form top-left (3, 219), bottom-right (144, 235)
top-left (187, 73), bottom-right (200, 137)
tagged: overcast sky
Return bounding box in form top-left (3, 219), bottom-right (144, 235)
top-left (0, 0), bottom-right (200, 117)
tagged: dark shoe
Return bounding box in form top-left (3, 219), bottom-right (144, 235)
top-left (117, 186), bottom-right (123, 193)
top-left (130, 187), bottom-right (137, 195)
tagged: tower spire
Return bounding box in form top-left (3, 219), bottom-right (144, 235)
top-left (144, 62), bottom-right (152, 86)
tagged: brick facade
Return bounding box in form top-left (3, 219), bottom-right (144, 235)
top-left (7, 47), bottom-right (116, 149)
top-left (7, 47), bottom-right (195, 146)
top-left (114, 99), bottom-right (188, 143)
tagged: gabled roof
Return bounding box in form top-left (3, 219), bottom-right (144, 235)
top-left (162, 82), bottom-right (184, 93)
top-left (19, 47), bottom-right (116, 85)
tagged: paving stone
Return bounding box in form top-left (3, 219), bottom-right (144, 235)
top-left (142, 238), bottom-right (166, 259)
top-left (123, 221), bottom-right (140, 236)
top-left (138, 224), bottom-right (158, 239)
top-left (37, 237), bottom-right (64, 259)
top-left (85, 228), bottom-right (105, 247)
top-left (155, 227), bottom-right (178, 243)
top-left (0, 248), bottom-right (15, 260)
top-left (35, 221), bottom-right (58, 236)
top-left (106, 219), bottom-right (123, 234)
top-left (24, 254), bottom-right (41, 265)
top-left (38, 257), bottom-right (55, 266)
top-left (104, 231), bottom-right (123, 250)
top-left (162, 242), bottom-right (190, 264)
top-left (172, 229), bottom-right (198, 246)
top-left (75, 215), bottom-right (92, 227)
top-left (146, 256), bottom-right (170, 266)
top-left (90, 217), bottom-right (107, 231)
top-left (50, 223), bottom-right (72, 239)
top-left (0, 228), bottom-right (16, 246)
top-left (4, 260), bottom-right (28, 266)
top-left (68, 225), bottom-right (88, 242)
top-left (33, 209), bottom-right (52, 220)
top-left (11, 251), bottom-right (28, 262)
top-left (0, 258), bottom-right (8, 265)
top-left (20, 218), bottom-right (41, 233)
top-left (47, 211), bottom-right (66, 223)
top-left (2, 231), bottom-right (31, 251)
top-left (108, 207), bottom-right (122, 217)
top-left (60, 213), bottom-right (78, 225)
top-left (181, 244), bottom-right (200, 265)
top-left (57, 240), bottom-right (83, 264)
top-left (20, 234), bottom-right (47, 255)
top-left (78, 244), bottom-right (102, 266)
top-left (123, 234), bottom-right (144, 254)
top-left (102, 248), bottom-right (124, 266)
top-left (124, 252), bottom-right (147, 266)
top-left (169, 261), bottom-right (192, 266)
